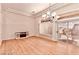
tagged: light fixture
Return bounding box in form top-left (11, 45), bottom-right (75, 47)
top-left (42, 12), bottom-right (57, 19)
top-left (41, 3), bottom-right (59, 21)
top-left (47, 11), bottom-right (51, 15)
top-left (32, 10), bottom-right (35, 13)
top-left (42, 14), bottom-right (46, 18)
top-left (57, 16), bottom-right (60, 18)
top-left (42, 14), bottom-right (47, 20)
top-left (51, 12), bottom-right (56, 16)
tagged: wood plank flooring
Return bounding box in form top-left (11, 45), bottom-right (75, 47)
top-left (0, 36), bottom-right (79, 55)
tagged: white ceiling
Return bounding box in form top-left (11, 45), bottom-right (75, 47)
top-left (2, 3), bottom-right (53, 16)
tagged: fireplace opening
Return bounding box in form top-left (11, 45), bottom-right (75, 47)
top-left (15, 32), bottom-right (29, 38)
top-left (20, 32), bottom-right (27, 37)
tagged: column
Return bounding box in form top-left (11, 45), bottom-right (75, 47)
top-left (52, 15), bottom-right (58, 41)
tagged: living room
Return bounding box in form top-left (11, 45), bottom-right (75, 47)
top-left (0, 3), bottom-right (79, 55)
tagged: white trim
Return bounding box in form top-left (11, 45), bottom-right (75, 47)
top-left (3, 8), bottom-right (33, 17)
top-left (57, 16), bottom-right (79, 22)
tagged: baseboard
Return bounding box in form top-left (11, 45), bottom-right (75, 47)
top-left (0, 34), bottom-right (58, 43)
top-left (0, 35), bottom-right (35, 40)
top-left (34, 34), bottom-right (58, 42)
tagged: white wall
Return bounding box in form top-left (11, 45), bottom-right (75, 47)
top-left (0, 4), bottom-right (2, 40)
top-left (34, 16), bottom-right (41, 35)
top-left (39, 22), bottom-right (52, 35)
top-left (1, 10), bottom-right (36, 40)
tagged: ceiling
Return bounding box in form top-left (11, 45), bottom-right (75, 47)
top-left (2, 3), bottom-right (54, 16)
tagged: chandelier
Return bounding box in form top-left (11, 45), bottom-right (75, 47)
top-left (42, 12), bottom-right (56, 19)
top-left (41, 3), bottom-right (60, 22)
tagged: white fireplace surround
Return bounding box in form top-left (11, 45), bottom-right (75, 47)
top-left (15, 32), bottom-right (29, 39)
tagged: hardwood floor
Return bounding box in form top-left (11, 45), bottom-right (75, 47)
top-left (0, 36), bottom-right (79, 55)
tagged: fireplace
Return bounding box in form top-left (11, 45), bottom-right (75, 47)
top-left (20, 32), bottom-right (26, 37)
top-left (15, 32), bottom-right (29, 39)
